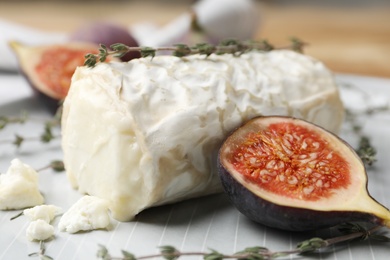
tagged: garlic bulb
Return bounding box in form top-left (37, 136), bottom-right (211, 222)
top-left (192, 0), bottom-right (260, 43)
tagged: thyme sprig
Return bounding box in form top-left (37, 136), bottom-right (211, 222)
top-left (0, 107), bottom-right (61, 148)
top-left (346, 108), bottom-right (377, 166)
top-left (35, 160), bottom-right (65, 173)
top-left (342, 82), bottom-right (389, 167)
top-left (96, 223), bottom-right (388, 260)
top-left (0, 111), bottom-right (28, 130)
top-left (356, 136), bottom-right (377, 166)
top-left (84, 38), bottom-right (305, 67)
top-left (28, 241), bottom-right (53, 260)
top-left (0, 132), bottom-right (60, 148)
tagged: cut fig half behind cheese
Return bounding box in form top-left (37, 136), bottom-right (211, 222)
top-left (218, 116), bottom-right (390, 231)
top-left (10, 41), bottom-right (116, 112)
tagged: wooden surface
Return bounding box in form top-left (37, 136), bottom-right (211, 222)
top-left (1, 0), bottom-right (390, 78)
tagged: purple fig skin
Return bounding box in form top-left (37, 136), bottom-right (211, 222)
top-left (20, 70), bottom-right (61, 114)
top-left (218, 160), bottom-right (383, 231)
top-left (69, 22), bottom-right (141, 61)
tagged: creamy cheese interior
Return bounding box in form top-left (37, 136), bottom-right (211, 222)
top-left (61, 50), bottom-right (344, 221)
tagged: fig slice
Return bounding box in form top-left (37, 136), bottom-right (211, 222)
top-left (10, 41), bottom-right (109, 111)
top-left (218, 116), bottom-right (390, 231)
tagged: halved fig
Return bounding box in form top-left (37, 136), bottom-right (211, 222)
top-left (218, 116), bottom-right (390, 231)
top-left (10, 41), bottom-right (112, 111)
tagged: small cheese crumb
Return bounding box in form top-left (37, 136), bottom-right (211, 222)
top-left (0, 159), bottom-right (44, 210)
top-left (24, 205), bottom-right (62, 223)
top-left (58, 195), bottom-right (111, 233)
top-left (26, 219), bottom-right (55, 241)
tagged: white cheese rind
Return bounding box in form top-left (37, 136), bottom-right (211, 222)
top-left (58, 195), bottom-right (111, 233)
top-left (62, 50), bottom-right (344, 221)
top-left (0, 159), bottom-right (44, 210)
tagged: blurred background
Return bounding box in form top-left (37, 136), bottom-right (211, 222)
top-left (1, 0), bottom-right (389, 78)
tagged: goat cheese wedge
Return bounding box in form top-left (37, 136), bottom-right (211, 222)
top-left (62, 50), bottom-right (344, 221)
top-left (0, 159), bottom-right (44, 210)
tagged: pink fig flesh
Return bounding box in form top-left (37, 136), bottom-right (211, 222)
top-left (218, 116), bottom-right (390, 231)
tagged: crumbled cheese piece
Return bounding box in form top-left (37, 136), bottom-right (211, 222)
top-left (58, 195), bottom-right (110, 233)
top-left (23, 205), bottom-right (62, 223)
top-left (0, 159), bottom-right (44, 210)
top-left (26, 219), bottom-right (55, 241)
top-left (62, 50), bottom-right (345, 221)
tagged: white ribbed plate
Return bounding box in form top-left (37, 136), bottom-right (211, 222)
top-left (0, 72), bottom-right (389, 260)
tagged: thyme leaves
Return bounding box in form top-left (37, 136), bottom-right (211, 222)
top-left (84, 38), bottom-right (305, 68)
